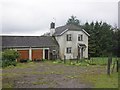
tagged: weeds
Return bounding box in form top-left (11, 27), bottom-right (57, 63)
top-left (33, 81), bottom-right (49, 85)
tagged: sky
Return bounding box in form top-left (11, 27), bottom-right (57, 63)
top-left (1, 0), bottom-right (119, 36)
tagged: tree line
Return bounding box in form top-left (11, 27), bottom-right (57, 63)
top-left (66, 16), bottom-right (120, 57)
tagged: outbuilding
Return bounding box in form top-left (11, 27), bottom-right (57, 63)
top-left (2, 36), bottom-right (59, 61)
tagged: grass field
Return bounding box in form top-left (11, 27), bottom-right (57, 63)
top-left (2, 57), bottom-right (119, 88)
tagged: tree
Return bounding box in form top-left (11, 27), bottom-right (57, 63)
top-left (66, 16), bottom-right (118, 57)
top-left (115, 29), bottom-right (120, 57)
top-left (82, 22), bottom-right (96, 57)
top-left (66, 15), bottom-right (80, 26)
top-left (82, 21), bottom-right (115, 57)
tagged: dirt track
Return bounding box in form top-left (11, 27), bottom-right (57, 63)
top-left (2, 61), bottom-right (106, 88)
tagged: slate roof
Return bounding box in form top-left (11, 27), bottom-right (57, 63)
top-left (1, 36), bottom-right (59, 48)
top-left (54, 24), bottom-right (90, 36)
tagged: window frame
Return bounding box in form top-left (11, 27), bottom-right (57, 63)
top-left (66, 47), bottom-right (72, 54)
top-left (66, 34), bottom-right (72, 41)
top-left (78, 34), bottom-right (83, 41)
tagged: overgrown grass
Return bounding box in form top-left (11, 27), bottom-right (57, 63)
top-left (79, 72), bottom-right (118, 88)
top-left (2, 83), bottom-right (13, 88)
top-left (3, 62), bottom-right (37, 69)
top-left (52, 57), bottom-right (118, 67)
top-left (52, 57), bottom-right (119, 88)
top-left (2, 57), bottom-right (119, 88)
top-left (33, 81), bottom-right (49, 85)
top-left (52, 59), bottom-right (89, 66)
top-left (87, 57), bottom-right (118, 65)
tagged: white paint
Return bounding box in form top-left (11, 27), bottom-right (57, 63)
top-left (82, 29), bottom-right (90, 36)
top-left (15, 48), bottom-right (30, 50)
top-left (60, 29), bottom-right (68, 35)
top-left (55, 30), bottom-right (88, 60)
top-left (29, 47), bottom-right (32, 60)
top-left (50, 28), bottom-right (55, 36)
top-left (43, 48), bottom-right (45, 59)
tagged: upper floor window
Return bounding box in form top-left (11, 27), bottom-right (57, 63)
top-left (66, 47), bottom-right (72, 53)
top-left (78, 34), bottom-right (83, 41)
top-left (66, 34), bottom-right (72, 41)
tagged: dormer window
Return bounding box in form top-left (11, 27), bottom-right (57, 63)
top-left (78, 34), bottom-right (83, 41)
top-left (66, 34), bottom-right (72, 41)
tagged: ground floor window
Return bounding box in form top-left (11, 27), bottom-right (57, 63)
top-left (66, 47), bottom-right (72, 54)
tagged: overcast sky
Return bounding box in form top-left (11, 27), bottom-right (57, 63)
top-left (1, 0), bottom-right (119, 36)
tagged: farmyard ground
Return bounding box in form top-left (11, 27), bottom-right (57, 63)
top-left (2, 60), bottom-right (118, 88)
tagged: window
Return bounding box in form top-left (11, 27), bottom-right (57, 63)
top-left (66, 47), bottom-right (72, 53)
top-left (78, 34), bottom-right (83, 41)
top-left (52, 50), bottom-right (56, 55)
top-left (66, 34), bottom-right (72, 41)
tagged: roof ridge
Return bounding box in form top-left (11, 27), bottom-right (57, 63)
top-left (54, 24), bottom-right (85, 36)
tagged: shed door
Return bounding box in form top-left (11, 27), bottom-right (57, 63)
top-left (17, 50), bottom-right (29, 61)
top-left (45, 49), bottom-right (48, 59)
top-left (32, 49), bottom-right (43, 60)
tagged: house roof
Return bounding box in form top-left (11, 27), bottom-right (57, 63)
top-left (1, 36), bottom-right (59, 48)
top-left (54, 24), bottom-right (90, 36)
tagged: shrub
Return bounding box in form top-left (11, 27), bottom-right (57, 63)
top-left (2, 49), bottom-right (20, 67)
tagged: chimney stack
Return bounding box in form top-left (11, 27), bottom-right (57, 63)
top-left (50, 22), bottom-right (55, 29)
top-left (50, 22), bottom-right (55, 36)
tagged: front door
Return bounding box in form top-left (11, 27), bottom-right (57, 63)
top-left (78, 46), bottom-right (80, 59)
top-left (45, 49), bottom-right (48, 59)
top-left (78, 47), bottom-right (84, 59)
top-left (81, 47), bottom-right (83, 58)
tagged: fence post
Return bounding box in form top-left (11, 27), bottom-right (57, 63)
top-left (111, 60), bottom-right (115, 73)
top-left (116, 59), bottom-right (119, 72)
top-left (107, 56), bottom-right (112, 75)
top-left (76, 56), bottom-right (79, 63)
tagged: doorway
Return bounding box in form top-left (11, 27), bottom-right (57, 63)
top-left (78, 47), bottom-right (84, 59)
top-left (45, 49), bottom-right (48, 59)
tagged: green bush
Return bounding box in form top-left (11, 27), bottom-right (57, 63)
top-left (2, 49), bottom-right (20, 67)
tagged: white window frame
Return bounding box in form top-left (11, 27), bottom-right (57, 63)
top-left (78, 34), bottom-right (83, 41)
top-left (66, 47), bottom-right (72, 54)
top-left (66, 34), bottom-right (72, 41)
